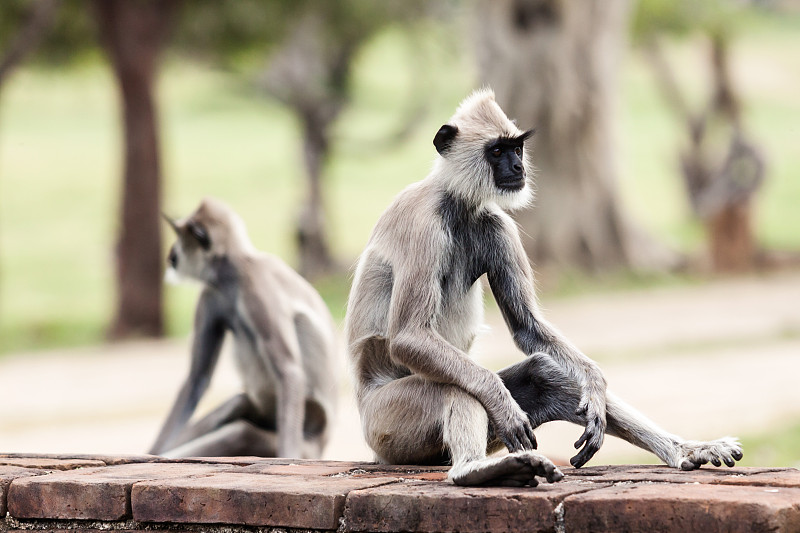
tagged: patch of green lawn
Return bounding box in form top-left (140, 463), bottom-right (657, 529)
top-left (0, 16), bottom-right (798, 353)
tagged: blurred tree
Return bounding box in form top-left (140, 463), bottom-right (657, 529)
top-left (175, 0), bottom-right (427, 280)
top-left (0, 0), bottom-right (61, 88)
top-left (633, 0), bottom-right (765, 272)
top-left (92, 0), bottom-right (181, 339)
top-left (0, 0), bottom-right (61, 318)
top-left (476, 0), bottom-right (673, 277)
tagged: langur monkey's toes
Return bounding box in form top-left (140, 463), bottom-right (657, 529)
top-left (675, 437), bottom-right (743, 470)
top-left (449, 451), bottom-right (563, 487)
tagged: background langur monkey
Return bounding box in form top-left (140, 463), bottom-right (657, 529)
top-left (150, 197), bottom-right (337, 459)
top-left (345, 89), bottom-right (743, 487)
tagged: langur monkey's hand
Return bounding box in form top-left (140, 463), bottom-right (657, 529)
top-left (571, 366), bottom-right (608, 468)
top-left (493, 401), bottom-right (538, 453)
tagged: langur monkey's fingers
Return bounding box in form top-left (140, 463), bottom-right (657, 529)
top-left (499, 412), bottom-right (537, 452)
top-left (570, 415), bottom-right (605, 468)
top-left (526, 413), bottom-right (538, 449)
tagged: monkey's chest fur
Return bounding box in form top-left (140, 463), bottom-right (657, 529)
top-left (434, 193), bottom-right (511, 348)
top-left (438, 192), bottom-right (508, 296)
top-left (353, 192), bottom-right (511, 391)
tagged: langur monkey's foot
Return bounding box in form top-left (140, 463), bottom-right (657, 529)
top-left (672, 437), bottom-right (744, 470)
top-left (449, 451), bottom-right (564, 487)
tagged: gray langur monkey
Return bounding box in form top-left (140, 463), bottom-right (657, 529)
top-left (345, 89), bottom-right (742, 487)
top-left (150, 197), bottom-right (337, 459)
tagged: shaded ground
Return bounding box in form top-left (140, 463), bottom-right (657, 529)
top-left (1, 271), bottom-right (798, 466)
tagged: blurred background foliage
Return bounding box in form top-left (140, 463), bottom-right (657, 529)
top-left (0, 0), bottom-right (798, 350)
top-left (0, 0), bottom-right (798, 466)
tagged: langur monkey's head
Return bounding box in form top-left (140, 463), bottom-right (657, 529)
top-left (162, 197), bottom-right (254, 285)
top-left (431, 88), bottom-right (534, 212)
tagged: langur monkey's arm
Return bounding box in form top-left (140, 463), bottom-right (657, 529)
top-left (241, 295), bottom-right (307, 458)
top-left (149, 289), bottom-right (225, 455)
top-left (387, 237), bottom-right (537, 453)
top-left (487, 217), bottom-right (608, 467)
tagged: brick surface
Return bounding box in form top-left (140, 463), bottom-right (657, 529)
top-left (563, 482), bottom-right (800, 533)
top-left (69, 454), bottom-right (160, 465)
top-left (563, 464), bottom-right (787, 485)
top-left (241, 459), bottom-right (367, 476)
top-left (131, 471), bottom-right (400, 529)
top-left (3, 455), bottom-right (800, 532)
top-left (167, 455), bottom-right (269, 466)
top-left (0, 457), bottom-right (106, 470)
top-left (715, 468), bottom-right (800, 488)
top-left (0, 466), bottom-right (44, 516)
top-left (240, 460), bottom-right (449, 480)
top-left (0, 453), bottom-right (156, 466)
top-left (7, 462), bottom-right (234, 520)
top-left (342, 480), bottom-right (605, 533)
top-left (350, 463), bottom-right (450, 481)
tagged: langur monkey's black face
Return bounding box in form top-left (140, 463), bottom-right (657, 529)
top-left (485, 131), bottom-right (533, 192)
top-left (433, 121), bottom-right (534, 197)
top-left (162, 212), bottom-right (213, 283)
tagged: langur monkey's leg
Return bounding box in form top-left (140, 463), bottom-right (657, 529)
top-left (156, 393), bottom-right (265, 453)
top-left (499, 353), bottom-right (743, 470)
top-left (161, 420), bottom-right (278, 458)
top-left (361, 375), bottom-right (562, 487)
top-left (159, 392), bottom-right (327, 459)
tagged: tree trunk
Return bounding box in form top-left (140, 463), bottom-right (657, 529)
top-left (93, 0), bottom-right (180, 339)
top-left (649, 33), bottom-right (763, 273)
top-left (709, 200), bottom-right (753, 272)
top-left (476, 0), bottom-right (671, 275)
top-left (297, 113), bottom-right (334, 280)
top-left (0, 0), bottom-right (61, 320)
top-left (0, 0), bottom-right (60, 87)
top-left (261, 10), bottom-right (355, 280)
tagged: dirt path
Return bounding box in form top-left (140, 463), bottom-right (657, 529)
top-left (1, 271), bottom-right (798, 465)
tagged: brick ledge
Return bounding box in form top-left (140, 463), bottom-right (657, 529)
top-left (0, 454), bottom-right (798, 532)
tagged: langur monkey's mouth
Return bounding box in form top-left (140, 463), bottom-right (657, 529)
top-left (496, 177), bottom-right (526, 191)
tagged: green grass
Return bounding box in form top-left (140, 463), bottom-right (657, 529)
top-left (739, 419), bottom-right (800, 468)
top-left (0, 16), bottom-right (799, 353)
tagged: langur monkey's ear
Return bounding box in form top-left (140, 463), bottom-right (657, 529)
top-left (433, 124), bottom-right (458, 155)
top-left (162, 212), bottom-right (180, 233)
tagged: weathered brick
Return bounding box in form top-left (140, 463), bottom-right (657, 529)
top-left (7, 462), bottom-right (233, 521)
top-left (0, 457), bottom-right (106, 470)
top-left (7, 530), bottom-right (146, 533)
top-left (166, 455), bottom-right (268, 466)
top-left (342, 480), bottom-right (605, 533)
top-left (563, 464), bottom-right (784, 485)
top-left (69, 454), bottom-right (159, 465)
top-left (0, 466), bottom-right (44, 516)
top-left (715, 468), bottom-right (800, 488)
top-left (238, 459), bottom-right (448, 479)
top-left (350, 463), bottom-right (450, 481)
top-left (241, 460), bottom-right (366, 476)
top-left (0, 452), bottom-right (155, 465)
top-left (563, 482), bottom-right (800, 533)
top-left (131, 471), bottom-right (400, 529)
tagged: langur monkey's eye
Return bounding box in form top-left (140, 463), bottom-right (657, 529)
top-left (514, 146), bottom-right (522, 157)
top-left (190, 224), bottom-right (211, 250)
top-left (491, 147), bottom-right (502, 157)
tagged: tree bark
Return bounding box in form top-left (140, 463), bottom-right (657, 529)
top-left (297, 111), bottom-right (335, 281)
top-left (93, 0), bottom-right (180, 339)
top-left (476, 0), bottom-right (671, 275)
top-left (648, 34), bottom-right (763, 273)
top-left (261, 11), bottom-right (356, 280)
top-left (0, 0), bottom-right (61, 318)
top-left (0, 0), bottom-right (60, 87)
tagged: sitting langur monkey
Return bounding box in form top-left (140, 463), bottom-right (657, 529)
top-left (345, 89), bottom-right (743, 487)
top-left (151, 197), bottom-right (337, 459)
